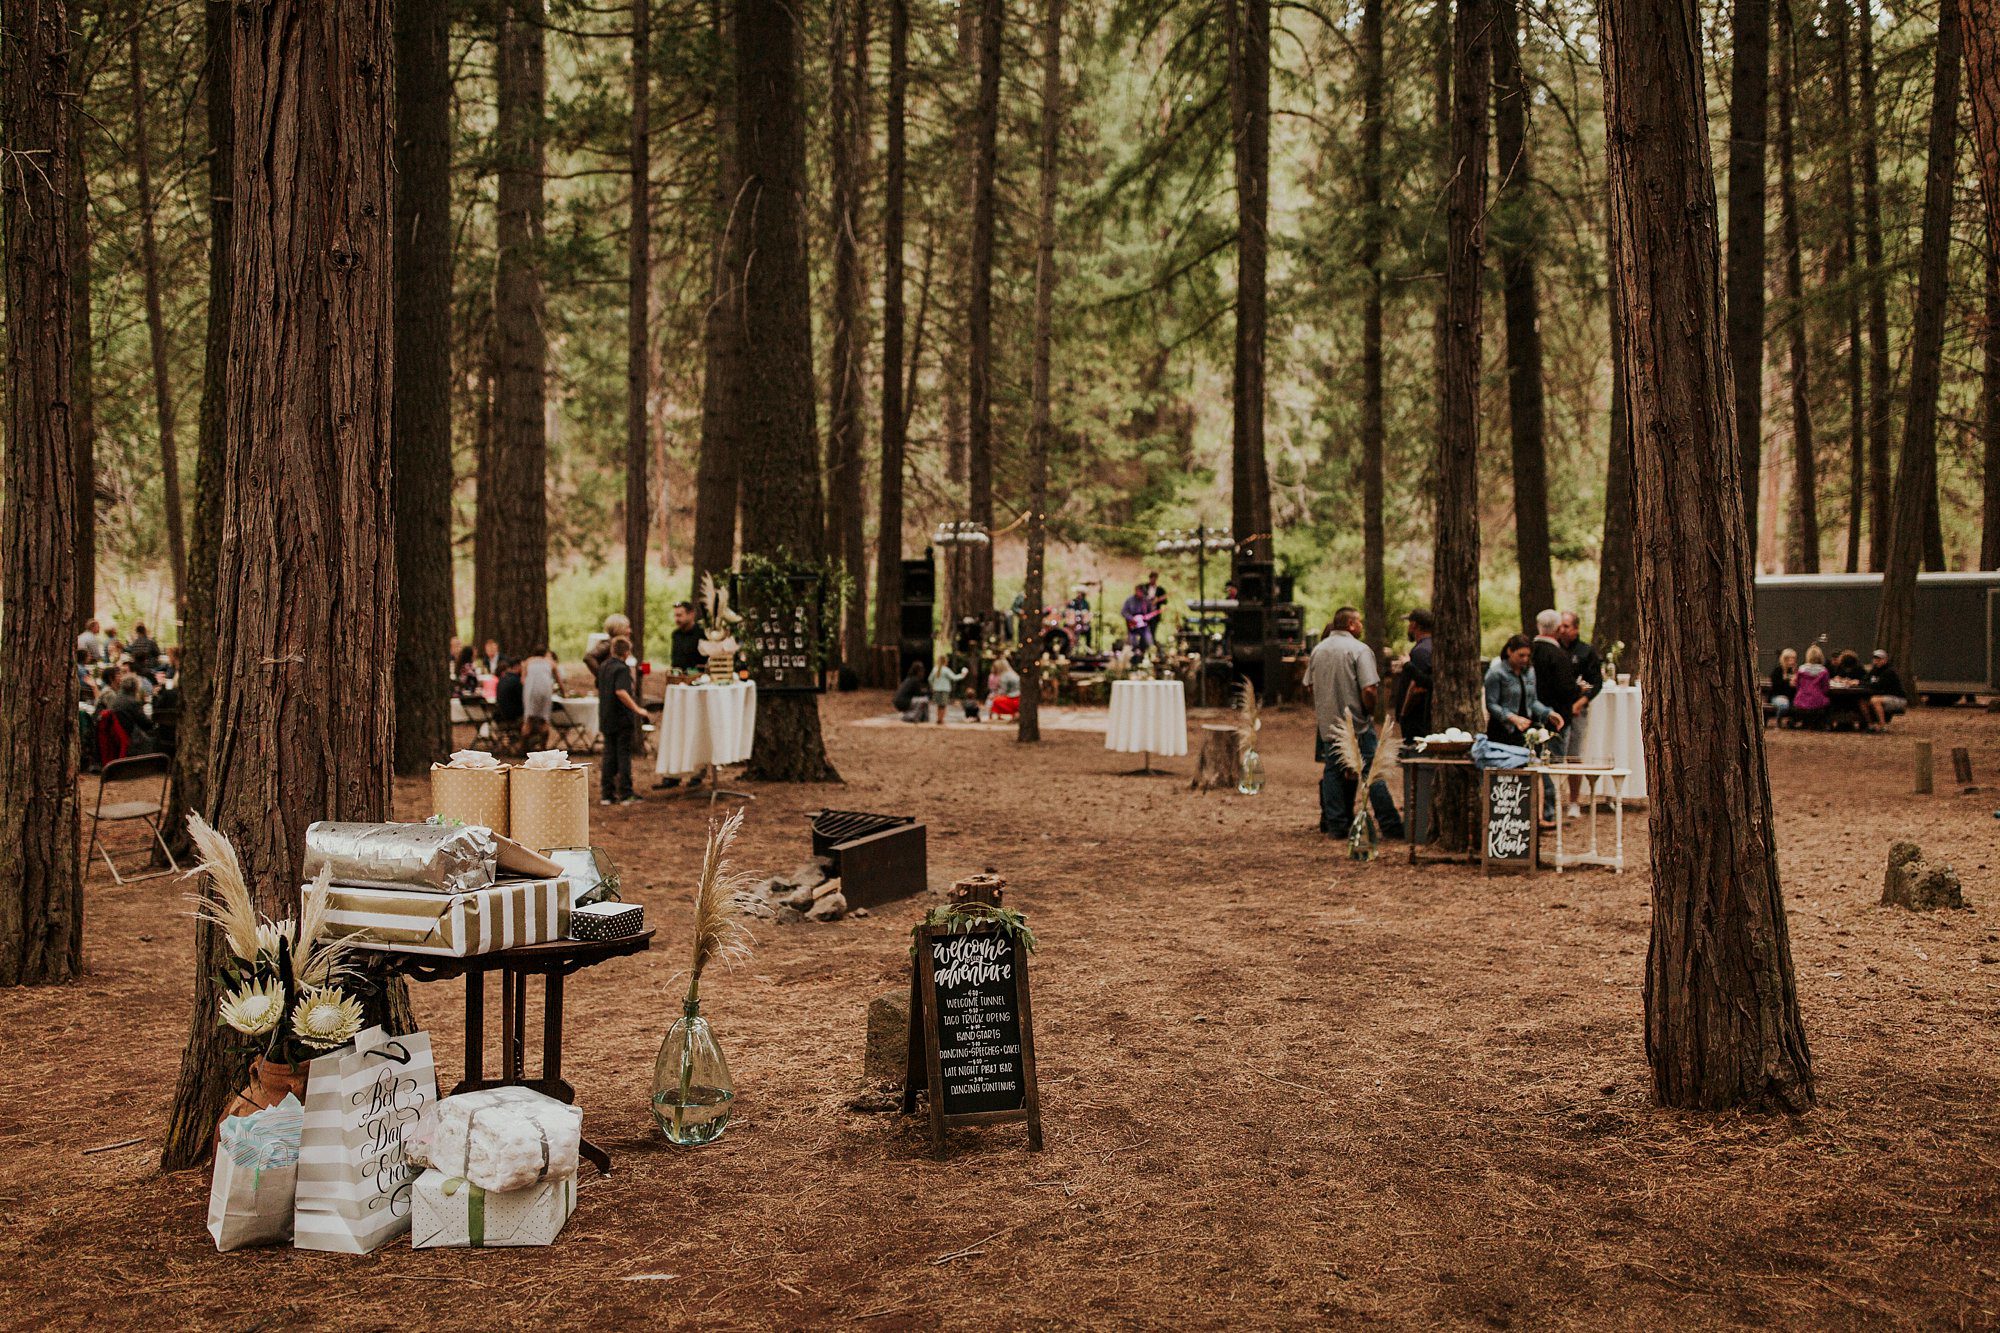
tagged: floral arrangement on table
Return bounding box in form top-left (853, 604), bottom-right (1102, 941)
top-left (1523, 725), bottom-right (1555, 763)
top-left (651, 808), bottom-right (756, 1145)
top-left (696, 573), bottom-right (744, 683)
top-left (1333, 716), bottom-right (1399, 861)
top-left (185, 815), bottom-right (368, 1101)
top-left (1601, 640), bottom-right (1626, 676)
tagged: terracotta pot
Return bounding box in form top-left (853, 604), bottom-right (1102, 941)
top-left (222, 1056), bottom-right (308, 1121)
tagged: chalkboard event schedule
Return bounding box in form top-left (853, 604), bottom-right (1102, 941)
top-left (904, 923), bottom-right (1043, 1157)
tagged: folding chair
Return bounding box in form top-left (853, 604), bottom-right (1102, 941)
top-left (458, 697), bottom-right (499, 750)
top-left (86, 753), bottom-right (178, 885)
top-left (548, 700), bottom-right (591, 752)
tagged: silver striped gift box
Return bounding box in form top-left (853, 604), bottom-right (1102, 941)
top-left (322, 877), bottom-right (571, 957)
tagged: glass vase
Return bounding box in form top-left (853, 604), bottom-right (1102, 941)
top-left (1347, 812), bottom-right (1378, 861)
top-left (1237, 747), bottom-right (1265, 795)
top-left (651, 1001), bottom-right (734, 1146)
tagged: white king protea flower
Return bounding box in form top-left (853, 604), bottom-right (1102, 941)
top-left (218, 978), bottom-right (285, 1037)
top-left (290, 987), bottom-right (365, 1051)
top-left (255, 919), bottom-right (297, 960)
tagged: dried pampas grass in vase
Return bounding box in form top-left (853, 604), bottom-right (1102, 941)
top-left (651, 808), bottom-right (757, 1145)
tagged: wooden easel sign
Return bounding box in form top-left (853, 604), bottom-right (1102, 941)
top-left (1481, 767), bottom-right (1539, 875)
top-left (902, 923), bottom-right (1043, 1159)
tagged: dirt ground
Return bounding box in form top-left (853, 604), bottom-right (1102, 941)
top-left (2, 689), bottom-right (1997, 1329)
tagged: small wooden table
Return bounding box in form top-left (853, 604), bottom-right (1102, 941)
top-left (1530, 763), bottom-right (1631, 873)
top-left (381, 930), bottom-right (654, 1175)
top-left (1400, 752), bottom-right (1479, 864)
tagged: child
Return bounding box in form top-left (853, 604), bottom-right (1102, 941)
top-left (929, 657), bottom-right (967, 725)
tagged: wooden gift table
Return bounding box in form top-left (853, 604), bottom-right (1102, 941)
top-left (1400, 753), bottom-right (1477, 865)
top-left (382, 930), bottom-right (654, 1174)
top-left (1402, 755), bottom-right (1632, 874)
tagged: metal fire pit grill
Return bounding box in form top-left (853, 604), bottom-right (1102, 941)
top-left (808, 810), bottom-right (927, 910)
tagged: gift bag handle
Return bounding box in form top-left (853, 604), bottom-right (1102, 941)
top-left (362, 1040), bottom-right (412, 1065)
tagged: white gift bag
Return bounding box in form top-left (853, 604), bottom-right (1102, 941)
top-left (206, 1093), bottom-right (305, 1252)
top-left (293, 1026), bottom-right (438, 1253)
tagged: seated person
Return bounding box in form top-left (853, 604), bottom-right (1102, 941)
top-left (1789, 645), bottom-right (1832, 724)
top-left (1865, 648), bottom-right (1907, 723)
top-left (493, 658), bottom-right (525, 730)
top-left (126, 623), bottom-right (159, 679)
top-left (454, 645), bottom-right (483, 699)
top-left (1829, 648), bottom-right (1865, 688)
top-left (1768, 647), bottom-right (1798, 721)
top-left (74, 649), bottom-right (96, 704)
top-left (987, 656), bottom-right (1022, 719)
top-left (893, 661), bottom-right (930, 722)
top-left (106, 675), bottom-right (154, 755)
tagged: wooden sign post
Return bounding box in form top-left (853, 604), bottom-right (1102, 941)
top-left (903, 921), bottom-right (1042, 1160)
top-left (1481, 768), bottom-right (1539, 875)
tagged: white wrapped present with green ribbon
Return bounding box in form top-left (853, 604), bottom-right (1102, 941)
top-left (410, 1167), bottom-right (576, 1248)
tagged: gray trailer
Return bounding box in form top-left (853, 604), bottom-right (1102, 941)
top-left (1753, 572), bottom-right (2000, 695)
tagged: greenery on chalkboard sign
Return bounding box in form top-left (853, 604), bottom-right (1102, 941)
top-left (912, 902), bottom-right (1039, 955)
top-left (732, 551), bottom-right (851, 680)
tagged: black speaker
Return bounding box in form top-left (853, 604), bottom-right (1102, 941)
top-left (899, 602), bottom-right (933, 641)
top-left (1270, 603), bottom-right (1305, 641)
top-left (1233, 561), bottom-right (1274, 604)
top-left (1229, 605), bottom-right (1266, 643)
top-left (1274, 573), bottom-right (1295, 603)
top-left (899, 638), bottom-right (933, 677)
top-left (901, 557), bottom-right (936, 604)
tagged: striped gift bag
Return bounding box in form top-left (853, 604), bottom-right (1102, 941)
top-left (293, 1026), bottom-right (437, 1254)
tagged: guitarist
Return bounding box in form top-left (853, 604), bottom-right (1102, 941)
top-left (1121, 581), bottom-right (1163, 652)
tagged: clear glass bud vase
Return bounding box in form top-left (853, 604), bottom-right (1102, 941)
top-left (1237, 747), bottom-right (1265, 795)
top-left (651, 1001), bottom-right (734, 1145)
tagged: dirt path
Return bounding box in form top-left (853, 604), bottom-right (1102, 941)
top-left (1, 691), bottom-right (1995, 1328)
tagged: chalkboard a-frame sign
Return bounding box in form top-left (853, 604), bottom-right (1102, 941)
top-left (902, 924), bottom-right (1043, 1159)
top-left (1480, 767), bottom-right (1540, 875)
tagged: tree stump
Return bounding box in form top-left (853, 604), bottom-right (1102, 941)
top-left (1914, 739), bottom-right (1934, 794)
top-left (1882, 841), bottom-right (1965, 910)
top-left (1951, 745), bottom-right (1977, 792)
top-left (1191, 724), bottom-right (1244, 792)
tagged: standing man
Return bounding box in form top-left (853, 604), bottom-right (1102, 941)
top-left (1530, 610), bottom-right (1582, 818)
top-left (1396, 608), bottom-right (1435, 738)
top-left (1121, 582), bottom-right (1158, 652)
top-left (597, 635), bottom-right (646, 805)
top-left (668, 600), bottom-right (703, 676)
top-left (1558, 611), bottom-right (1602, 816)
top-left (1307, 607), bottom-right (1406, 840)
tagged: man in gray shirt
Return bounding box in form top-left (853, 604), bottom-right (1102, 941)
top-left (1306, 607), bottom-right (1405, 840)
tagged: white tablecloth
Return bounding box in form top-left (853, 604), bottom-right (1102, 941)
top-left (551, 695), bottom-right (598, 739)
top-left (1576, 682), bottom-right (1647, 798)
top-left (655, 681), bottom-right (757, 776)
top-left (1104, 679), bottom-right (1188, 757)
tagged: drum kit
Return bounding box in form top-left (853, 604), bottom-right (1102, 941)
top-left (1038, 605), bottom-right (1092, 657)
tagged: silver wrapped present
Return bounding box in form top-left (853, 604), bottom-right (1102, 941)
top-left (304, 821), bottom-right (497, 894)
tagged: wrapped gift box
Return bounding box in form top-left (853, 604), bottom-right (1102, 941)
top-left (428, 1086), bottom-right (582, 1192)
top-left (431, 761), bottom-right (512, 836)
top-left (304, 820), bottom-right (496, 894)
top-left (410, 1167), bottom-right (576, 1249)
top-left (570, 900), bottom-right (644, 942)
top-left (509, 762), bottom-right (591, 851)
top-left (324, 878), bottom-right (569, 956)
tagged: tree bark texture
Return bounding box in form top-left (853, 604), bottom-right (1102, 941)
top-left (1360, 0), bottom-right (1387, 664)
top-left (965, 0), bottom-right (1001, 611)
top-left (1725, 0), bottom-right (1771, 559)
top-left (0, 0), bottom-right (82, 987)
top-left (1964, 0), bottom-right (2000, 565)
top-left (691, 0), bottom-right (739, 594)
top-left (626, 0), bottom-right (653, 658)
top-left (733, 0), bottom-right (837, 782)
top-left (67, 0), bottom-right (93, 629)
top-left (1492, 0), bottom-right (1553, 629)
top-left (1227, 0), bottom-right (1273, 562)
top-left (826, 0), bottom-right (871, 671)
top-left (1774, 0), bottom-right (1816, 573)
top-left (1599, 0), bottom-right (1814, 1113)
top-left (1594, 275), bottom-right (1638, 658)
top-left (1859, 0), bottom-right (1890, 569)
top-left (129, 19), bottom-right (187, 609)
top-left (1987, 250), bottom-right (2000, 570)
top-left (871, 0), bottom-right (910, 679)
top-left (1832, 0), bottom-right (1864, 571)
top-left (392, 0), bottom-right (455, 776)
top-left (476, 0), bottom-right (549, 656)
top-left (1430, 0), bottom-right (1489, 851)
top-left (1019, 0), bottom-right (1063, 745)
top-left (1874, 0), bottom-right (1962, 673)
top-left (165, 0), bottom-right (234, 862)
top-left (162, 0), bottom-right (398, 1167)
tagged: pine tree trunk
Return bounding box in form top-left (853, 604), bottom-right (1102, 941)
top-left (129, 21), bottom-right (187, 609)
top-left (1599, 0), bottom-right (1813, 1113)
top-left (692, 0), bottom-right (740, 593)
top-left (826, 0), bottom-right (870, 673)
top-left (1227, 0), bottom-right (1273, 562)
top-left (1019, 0), bottom-right (1063, 746)
top-left (67, 0), bottom-right (93, 631)
top-left (626, 0), bottom-right (653, 659)
top-left (733, 0), bottom-right (838, 783)
top-left (0, 0), bottom-right (81, 988)
top-left (1832, 0), bottom-right (1865, 571)
top-left (1360, 0), bottom-right (1387, 664)
top-left (871, 0), bottom-right (910, 681)
top-left (1775, 0), bottom-right (1816, 573)
top-left (477, 0), bottom-right (549, 657)
top-left (1725, 0), bottom-right (1771, 559)
top-left (392, 0), bottom-right (455, 777)
top-left (1431, 0), bottom-right (1489, 852)
top-left (965, 0), bottom-right (1001, 612)
top-left (162, 0), bottom-right (397, 1166)
top-left (1431, 0), bottom-right (1450, 445)
top-left (1963, 0), bottom-right (1999, 566)
top-left (163, 0), bottom-right (233, 863)
top-left (1492, 0), bottom-right (1552, 627)
top-left (1875, 0), bottom-right (1963, 673)
top-left (1859, 0), bottom-right (1890, 569)
top-left (1594, 275), bottom-right (1639, 657)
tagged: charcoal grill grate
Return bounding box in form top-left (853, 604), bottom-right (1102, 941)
top-left (809, 809), bottom-right (917, 858)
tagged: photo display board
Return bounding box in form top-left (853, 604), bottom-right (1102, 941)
top-left (903, 923), bottom-right (1043, 1158)
top-left (733, 572), bottom-right (825, 694)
